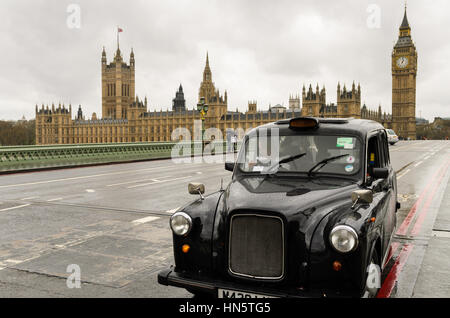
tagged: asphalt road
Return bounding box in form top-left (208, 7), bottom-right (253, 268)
top-left (0, 140), bottom-right (449, 297)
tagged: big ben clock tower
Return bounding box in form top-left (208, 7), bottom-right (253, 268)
top-left (392, 7), bottom-right (418, 140)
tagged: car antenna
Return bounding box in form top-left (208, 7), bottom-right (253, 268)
top-left (220, 178), bottom-right (224, 191)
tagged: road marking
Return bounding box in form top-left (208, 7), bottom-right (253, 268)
top-left (397, 159), bottom-right (449, 236)
top-left (4, 259), bottom-right (23, 264)
top-left (86, 189), bottom-right (95, 193)
top-left (377, 244), bottom-right (413, 298)
top-left (132, 216), bottom-right (160, 224)
top-left (413, 160), bottom-right (423, 167)
top-left (0, 204), bottom-right (31, 212)
top-left (0, 164), bottom-right (184, 189)
top-left (397, 169), bottom-right (410, 179)
top-left (127, 176), bottom-right (192, 189)
top-left (106, 175), bottom-right (172, 187)
top-left (21, 196), bottom-right (37, 201)
top-left (166, 207), bottom-right (180, 214)
top-left (47, 197), bottom-right (63, 202)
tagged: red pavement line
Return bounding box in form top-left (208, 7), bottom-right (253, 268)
top-left (396, 159), bottom-right (448, 236)
top-left (410, 159), bottom-right (450, 236)
top-left (383, 242), bottom-right (401, 268)
top-left (377, 244), bottom-right (413, 298)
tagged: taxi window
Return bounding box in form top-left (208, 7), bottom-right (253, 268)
top-left (239, 134), bottom-right (362, 176)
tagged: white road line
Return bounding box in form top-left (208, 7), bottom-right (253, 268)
top-left (127, 176), bottom-right (192, 189)
top-left (424, 156), bottom-right (431, 160)
top-left (166, 207), bottom-right (180, 214)
top-left (4, 259), bottom-right (23, 264)
top-left (47, 198), bottom-right (63, 202)
top-left (0, 164), bottom-right (185, 189)
top-left (21, 196), bottom-right (37, 201)
top-left (397, 169), bottom-right (411, 180)
top-left (414, 160), bottom-right (423, 167)
top-left (132, 216), bottom-right (160, 224)
top-left (106, 175), bottom-right (172, 187)
top-left (86, 189), bottom-right (95, 193)
top-left (0, 204), bottom-right (31, 212)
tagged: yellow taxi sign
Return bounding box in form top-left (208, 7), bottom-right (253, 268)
top-left (289, 117), bottom-right (319, 130)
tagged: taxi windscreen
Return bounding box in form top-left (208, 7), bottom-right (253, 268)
top-left (238, 134), bottom-right (362, 177)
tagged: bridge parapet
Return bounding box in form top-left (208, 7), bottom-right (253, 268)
top-left (0, 141), bottom-right (230, 173)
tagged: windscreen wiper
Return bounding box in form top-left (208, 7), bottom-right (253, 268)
top-left (265, 152), bottom-right (307, 173)
top-left (307, 154), bottom-right (350, 178)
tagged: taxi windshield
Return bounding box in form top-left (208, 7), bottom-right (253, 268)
top-left (238, 133), bottom-right (362, 177)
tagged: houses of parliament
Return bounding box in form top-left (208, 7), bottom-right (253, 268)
top-left (35, 8), bottom-right (417, 145)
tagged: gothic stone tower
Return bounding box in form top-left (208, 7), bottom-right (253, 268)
top-left (337, 82), bottom-right (361, 118)
top-left (101, 46), bottom-right (135, 119)
top-left (198, 53), bottom-right (228, 119)
top-left (289, 94), bottom-right (300, 111)
top-left (172, 84), bottom-right (186, 112)
top-left (301, 84), bottom-right (325, 117)
top-left (392, 8), bottom-right (417, 140)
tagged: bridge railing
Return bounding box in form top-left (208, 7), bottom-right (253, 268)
top-left (0, 141), bottom-right (240, 173)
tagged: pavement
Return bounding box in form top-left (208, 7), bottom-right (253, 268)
top-left (0, 140), bottom-right (449, 297)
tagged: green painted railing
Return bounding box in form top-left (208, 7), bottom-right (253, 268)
top-left (0, 141), bottom-right (238, 172)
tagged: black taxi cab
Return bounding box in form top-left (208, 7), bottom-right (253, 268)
top-left (158, 117), bottom-right (399, 298)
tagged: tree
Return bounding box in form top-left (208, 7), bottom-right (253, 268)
top-left (0, 120), bottom-right (35, 146)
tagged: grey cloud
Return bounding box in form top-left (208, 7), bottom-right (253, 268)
top-left (0, 0), bottom-right (448, 122)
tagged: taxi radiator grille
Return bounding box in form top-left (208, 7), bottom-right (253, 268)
top-left (229, 214), bottom-right (284, 279)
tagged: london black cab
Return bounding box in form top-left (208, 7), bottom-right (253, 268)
top-left (158, 117), bottom-right (399, 298)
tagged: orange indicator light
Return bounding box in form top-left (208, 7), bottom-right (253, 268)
top-left (332, 261), bottom-right (342, 271)
top-left (182, 244), bottom-right (190, 253)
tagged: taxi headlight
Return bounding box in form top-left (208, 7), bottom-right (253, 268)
top-left (170, 212), bottom-right (192, 236)
top-left (329, 225), bottom-right (358, 253)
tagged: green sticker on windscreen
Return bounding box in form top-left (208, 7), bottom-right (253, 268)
top-left (337, 137), bottom-right (354, 149)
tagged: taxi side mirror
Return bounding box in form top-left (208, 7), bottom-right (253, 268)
top-left (188, 183), bottom-right (205, 195)
top-left (371, 167), bottom-right (389, 179)
top-left (225, 162), bottom-right (235, 172)
top-left (351, 189), bottom-right (373, 209)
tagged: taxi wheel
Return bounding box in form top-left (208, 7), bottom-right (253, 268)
top-left (362, 249), bottom-right (381, 298)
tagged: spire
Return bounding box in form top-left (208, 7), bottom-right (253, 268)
top-left (130, 48), bottom-right (135, 67)
top-left (203, 51), bottom-right (212, 82)
top-left (102, 47), bottom-right (107, 64)
top-left (400, 4), bottom-right (410, 30)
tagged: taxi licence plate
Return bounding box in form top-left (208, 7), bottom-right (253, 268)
top-left (218, 288), bottom-right (276, 298)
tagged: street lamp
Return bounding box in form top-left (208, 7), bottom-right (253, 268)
top-left (197, 97), bottom-right (209, 154)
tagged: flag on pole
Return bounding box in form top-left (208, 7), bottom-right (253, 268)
top-left (117, 27), bottom-right (123, 49)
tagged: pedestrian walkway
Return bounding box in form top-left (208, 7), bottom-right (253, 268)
top-left (412, 178), bottom-right (450, 297)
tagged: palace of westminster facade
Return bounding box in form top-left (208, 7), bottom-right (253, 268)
top-left (35, 8), bottom-right (417, 145)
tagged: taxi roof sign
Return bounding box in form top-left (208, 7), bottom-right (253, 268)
top-left (288, 117), bottom-right (319, 130)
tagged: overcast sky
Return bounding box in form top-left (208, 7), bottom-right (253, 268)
top-left (0, 0), bottom-right (449, 121)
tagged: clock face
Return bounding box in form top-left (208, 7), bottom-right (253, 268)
top-left (396, 56), bottom-right (409, 68)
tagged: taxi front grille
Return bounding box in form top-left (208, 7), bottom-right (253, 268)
top-left (228, 214), bottom-right (284, 280)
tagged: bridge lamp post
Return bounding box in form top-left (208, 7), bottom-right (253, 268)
top-left (197, 97), bottom-right (209, 155)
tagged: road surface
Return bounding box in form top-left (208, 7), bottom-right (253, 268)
top-left (0, 140), bottom-right (449, 297)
